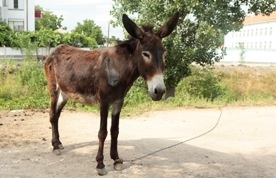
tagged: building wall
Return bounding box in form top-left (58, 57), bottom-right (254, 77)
top-left (0, 0), bottom-right (34, 31)
top-left (224, 21), bottom-right (276, 50)
top-left (223, 14), bottom-right (276, 63)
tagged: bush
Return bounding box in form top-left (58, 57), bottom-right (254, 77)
top-left (124, 77), bottom-right (150, 106)
top-left (180, 66), bottom-right (226, 101)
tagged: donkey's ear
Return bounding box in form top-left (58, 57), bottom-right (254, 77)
top-left (156, 12), bottom-right (179, 38)
top-left (122, 14), bottom-right (144, 39)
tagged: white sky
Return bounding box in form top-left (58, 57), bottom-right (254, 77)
top-left (34, 0), bottom-right (124, 39)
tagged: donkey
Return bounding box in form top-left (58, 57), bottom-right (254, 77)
top-left (44, 12), bottom-right (179, 175)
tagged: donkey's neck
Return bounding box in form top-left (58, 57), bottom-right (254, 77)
top-left (115, 39), bottom-right (141, 88)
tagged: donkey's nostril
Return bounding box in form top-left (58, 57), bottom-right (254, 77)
top-left (154, 87), bottom-right (165, 95)
top-left (154, 88), bottom-right (158, 94)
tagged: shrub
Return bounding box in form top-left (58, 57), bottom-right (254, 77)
top-left (181, 66), bottom-right (226, 101)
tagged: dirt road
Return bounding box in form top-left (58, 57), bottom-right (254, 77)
top-left (0, 106), bottom-right (276, 178)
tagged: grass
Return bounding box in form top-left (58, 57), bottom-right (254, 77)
top-left (0, 59), bottom-right (275, 116)
top-left (0, 59), bottom-right (49, 109)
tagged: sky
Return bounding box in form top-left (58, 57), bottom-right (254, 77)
top-left (34, 0), bottom-right (124, 39)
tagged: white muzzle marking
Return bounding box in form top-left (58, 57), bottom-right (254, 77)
top-left (146, 74), bottom-right (166, 100)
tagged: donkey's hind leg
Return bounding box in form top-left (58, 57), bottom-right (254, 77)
top-left (49, 88), bottom-right (68, 155)
top-left (45, 57), bottom-right (67, 155)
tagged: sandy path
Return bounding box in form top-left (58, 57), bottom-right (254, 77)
top-left (0, 106), bottom-right (276, 177)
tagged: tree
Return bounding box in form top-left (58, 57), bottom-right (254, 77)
top-left (111, 0), bottom-right (276, 97)
top-left (108, 35), bottom-right (120, 45)
top-left (35, 5), bottom-right (64, 31)
top-left (69, 32), bottom-right (98, 48)
top-left (73, 19), bottom-right (105, 45)
top-left (0, 21), bottom-right (14, 47)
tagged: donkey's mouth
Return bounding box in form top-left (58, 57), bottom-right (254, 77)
top-left (150, 93), bottom-right (164, 101)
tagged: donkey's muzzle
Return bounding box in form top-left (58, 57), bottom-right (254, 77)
top-left (151, 86), bottom-right (166, 101)
top-left (147, 74), bottom-right (166, 101)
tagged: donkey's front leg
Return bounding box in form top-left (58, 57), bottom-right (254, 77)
top-left (96, 103), bottom-right (109, 176)
top-left (110, 100), bottom-right (124, 171)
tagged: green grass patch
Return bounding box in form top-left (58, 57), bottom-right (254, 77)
top-left (0, 59), bottom-right (49, 110)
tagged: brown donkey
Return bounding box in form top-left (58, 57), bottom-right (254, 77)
top-left (44, 12), bottom-right (179, 175)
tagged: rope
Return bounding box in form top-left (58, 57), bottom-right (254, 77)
top-left (126, 107), bottom-right (223, 163)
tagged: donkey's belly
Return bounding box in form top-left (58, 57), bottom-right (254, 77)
top-left (66, 92), bottom-right (99, 105)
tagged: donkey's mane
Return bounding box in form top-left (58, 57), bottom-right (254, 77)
top-left (141, 24), bottom-right (154, 33)
top-left (115, 38), bottom-right (138, 54)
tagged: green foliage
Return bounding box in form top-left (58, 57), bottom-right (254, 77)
top-left (69, 32), bottom-right (98, 48)
top-left (180, 67), bottom-right (226, 101)
top-left (0, 59), bottom-right (49, 110)
top-left (111, 0), bottom-right (275, 89)
top-left (74, 19), bottom-right (105, 45)
top-left (35, 6), bottom-right (64, 31)
top-left (13, 31), bottom-right (38, 58)
top-left (108, 36), bottom-right (120, 45)
top-left (0, 21), bottom-right (15, 47)
top-left (124, 78), bottom-right (150, 106)
top-left (36, 29), bottom-right (56, 47)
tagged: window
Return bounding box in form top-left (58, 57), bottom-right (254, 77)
top-left (14, 0), bottom-right (18, 9)
top-left (256, 29), bottom-right (258, 36)
top-left (8, 20), bottom-right (24, 31)
top-left (269, 41), bottom-right (272, 49)
top-left (251, 29), bottom-right (254, 36)
top-left (270, 27), bottom-right (273, 35)
top-left (260, 28), bottom-right (262, 36)
top-left (3, 0), bottom-right (7, 6)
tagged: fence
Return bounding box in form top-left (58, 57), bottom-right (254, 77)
top-left (0, 47), bottom-right (90, 61)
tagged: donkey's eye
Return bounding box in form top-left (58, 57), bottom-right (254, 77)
top-left (142, 51), bottom-right (151, 62)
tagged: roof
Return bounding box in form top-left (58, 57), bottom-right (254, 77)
top-left (244, 11), bottom-right (276, 24)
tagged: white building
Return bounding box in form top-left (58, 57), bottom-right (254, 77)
top-left (0, 0), bottom-right (35, 31)
top-left (223, 11), bottom-right (276, 63)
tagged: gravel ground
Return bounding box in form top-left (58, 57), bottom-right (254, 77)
top-left (0, 106), bottom-right (276, 177)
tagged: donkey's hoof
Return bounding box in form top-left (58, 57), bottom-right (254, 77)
top-left (97, 168), bottom-right (107, 176)
top-left (114, 159), bottom-right (123, 171)
top-left (58, 144), bottom-right (64, 150)
top-left (53, 149), bottom-right (62, 155)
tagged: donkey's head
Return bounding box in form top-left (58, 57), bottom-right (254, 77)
top-left (122, 12), bottom-right (179, 101)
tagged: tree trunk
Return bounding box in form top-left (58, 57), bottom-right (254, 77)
top-left (165, 87), bottom-right (175, 99)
